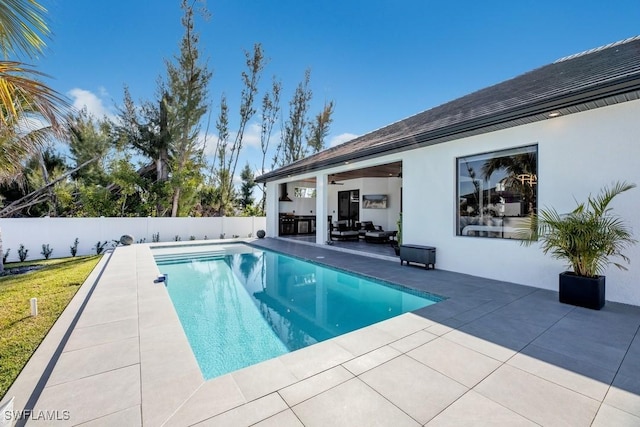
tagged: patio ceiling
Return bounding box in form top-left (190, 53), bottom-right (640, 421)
top-left (293, 161), bottom-right (402, 185)
top-left (329, 161), bottom-right (402, 183)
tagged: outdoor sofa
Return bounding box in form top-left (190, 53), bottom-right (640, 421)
top-left (330, 220), bottom-right (359, 240)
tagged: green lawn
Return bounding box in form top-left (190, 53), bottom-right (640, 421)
top-left (0, 256), bottom-right (101, 400)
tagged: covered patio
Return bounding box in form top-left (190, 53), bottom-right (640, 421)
top-left (272, 161), bottom-right (403, 248)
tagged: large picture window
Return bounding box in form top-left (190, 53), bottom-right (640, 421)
top-left (457, 145), bottom-right (537, 239)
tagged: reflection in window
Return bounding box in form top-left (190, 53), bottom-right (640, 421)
top-left (457, 145), bottom-right (537, 239)
top-left (294, 187), bottom-right (316, 198)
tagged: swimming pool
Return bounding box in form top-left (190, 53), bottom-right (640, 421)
top-left (153, 243), bottom-right (442, 379)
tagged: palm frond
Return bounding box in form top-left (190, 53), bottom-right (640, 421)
top-left (0, 60), bottom-right (68, 128)
top-left (0, 0), bottom-right (49, 59)
top-left (0, 63), bottom-right (69, 183)
top-left (588, 181), bottom-right (636, 217)
top-left (0, 122), bottom-right (58, 181)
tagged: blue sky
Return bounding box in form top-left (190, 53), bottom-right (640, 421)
top-left (37, 0), bottom-right (639, 174)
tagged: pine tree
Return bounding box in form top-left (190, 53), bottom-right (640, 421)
top-left (239, 163), bottom-right (255, 212)
top-left (67, 108), bottom-right (111, 185)
top-left (307, 101), bottom-right (334, 154)
top-left (214, 43), bottom-right (266, 215)
top-left (279, 69), bottom-right (312, 165)
top-left (166, 0), bottom-right (212, 216)
top-left (274, 70), bottom-right (335, 166)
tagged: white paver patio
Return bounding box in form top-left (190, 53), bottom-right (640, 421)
top-left (2, 238), bottom-right (639, 426)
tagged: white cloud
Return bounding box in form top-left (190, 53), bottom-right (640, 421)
top-left (200, 121), bottom-right (275, 156)
top-left (232, 172), bottom-right (243, 186)
top-left (67, 88), bottom-right (114, 120)
top-left (329, 132), bottom-right (358, 147)
top-left (243, 123), bottom-right (262, 148)
top-left (16, 115), bottom-right (47, 131)
top-left (199, 131), bottom-right (220, 156)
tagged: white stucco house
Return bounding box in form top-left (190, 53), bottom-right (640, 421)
top-left (256, 36), bottom-right (640, 306)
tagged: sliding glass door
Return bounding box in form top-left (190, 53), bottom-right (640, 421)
top-left (338, 190), bottom-right (359, 228)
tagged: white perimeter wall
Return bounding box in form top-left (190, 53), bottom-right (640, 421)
top-left (0, 216), bottom-right (266, 261)
top-left (402, 99), bottom-right (640, 306)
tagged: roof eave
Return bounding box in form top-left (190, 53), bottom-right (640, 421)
top-left (256, 74), bottom-right (640, 183)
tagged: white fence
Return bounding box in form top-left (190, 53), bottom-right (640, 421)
top-left (0, 216), bottom-right (266, 262)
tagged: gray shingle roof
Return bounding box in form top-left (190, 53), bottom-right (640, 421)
top-left (257, 36), bottom-right (640, 182)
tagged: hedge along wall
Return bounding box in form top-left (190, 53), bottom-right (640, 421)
top-left (0, 216), bottom-right (266, 261)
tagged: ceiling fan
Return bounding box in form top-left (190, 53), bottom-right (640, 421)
top-left (329, 180), bottom-right (344, 185)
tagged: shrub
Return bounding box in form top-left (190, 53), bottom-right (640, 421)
top-left (70, 238), bottom-right (79, 257)
top-left (18, 244), bottom-right (29, 262)
top-left (152, 232), bottom-right (160, 243)
top-left (174, 235), bottom-right (181, 241)
top-left (41, 244), bottom-right (53, 260)
top-left (94, 241), bottom-right (108, 255)
top-left (189, 235), bottom-right (196, 241)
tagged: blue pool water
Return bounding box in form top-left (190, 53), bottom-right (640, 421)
top-left (153, 243), bottom-right (442, 379)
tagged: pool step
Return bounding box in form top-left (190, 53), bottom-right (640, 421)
top-left (154, 250), bottom-right (226, 263)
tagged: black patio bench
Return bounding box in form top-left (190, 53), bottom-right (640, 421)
top-left (400, 244), bottom-right (436, 269)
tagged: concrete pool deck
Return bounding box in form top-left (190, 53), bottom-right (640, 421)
top-left (3, 237), bottom-right (640, 426)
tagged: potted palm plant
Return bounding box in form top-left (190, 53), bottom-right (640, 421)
top-left (526, 181), bottom-right (636, 310)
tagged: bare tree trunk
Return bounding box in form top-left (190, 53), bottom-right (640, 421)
top-left (171, 187), bottom-right (180, 217)
top-left (0, 157), bottom-right (99, 218)
top-left (0, 228), bottom-right (4, 273)
top-left (38, 151), bottom-right (57, 216)
top-left (155, 91), bottom-right (171, 216)
top-left (155, 147), bottom-right (170, 216)
top-left (156, 152), bottom-right (168, 182)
